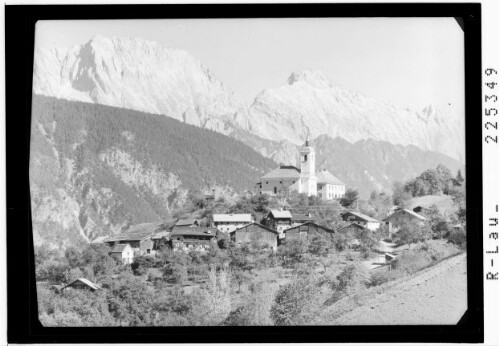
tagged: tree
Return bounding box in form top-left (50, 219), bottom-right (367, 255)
top-left (335, 262), bottom-right (371, 296)
top-left (340, 188), bottom-right (359, 208)
top-left (395, 220), bottom-right (431, 247)
top-left (308, 234), bottom-right (330, 257)
top-left (270, 275), bottom-right (321, 325)
top-left (454, 169), bottom-right (465, 187)
top-left (392, 181), bottom-right (411, 207)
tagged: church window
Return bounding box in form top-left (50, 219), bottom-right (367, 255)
top-left (304, 155), bottom-right (307, 162)
top-left (280, 181), bottom-right (282, 184)
top-left (266, 181), bottom-right (268, 184)
top-left (274, 187), bottom-right (277, 194)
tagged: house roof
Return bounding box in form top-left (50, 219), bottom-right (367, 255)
top-left (151, 230), bottom-right (171, 240)
top-left (337, 222), bottom-right (369, 232)
top-left (106, 221), bottom-right (164, 242)
top-left (342, 211), bottom-right (380, 223)
top-left (170, 227), bottom-right (216, 237)
top-left (175, 219), bottom-right (199, 227)
top-left (316, 170), bottom-right (345, 186)
top-left (213, 214), bottom-right (253, 223)
top-left (291, 213), bottom-right (316, 222)
top-left (261, 166), bottom-right (301, 180)
top-left (268, 209), bottom-right (293, 219)
top-left (384, 208), bottom-right (427, 221)
top-left (63, 278), bottom-right (100, 291)
top-left (230, 222), bottom-right (279, 235)
top-left (91, 236), bottom-right (109, 244)
top-left (109, 244), bottom-right (131, 253)
top-left (284, 221), bottom-right (334, 234)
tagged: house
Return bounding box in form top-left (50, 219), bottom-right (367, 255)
top-left (61, 278), bottom-right (101, 292)
top-left (341, 211), bottom-right (381, 231)
top-left (264, 209), bottom-right (293, 238)
top-left (291, 212), bottom-right (316, 227)
top-left (316, 169), bottom-right (346, 200)
top-left (229, 223), bottom-right (278, 251)
top-left (213, 214), bottom-right (253, 234)
top-left (104, 221), bottom-right (161, 256)
top-left (383, 208), bottom-right (427, 235)
top-left (284, 222), bottom-right (334, 241)
top-left (170, 227), bottom-right (217, 252)
top-left (256, 138), bottom-right (346, 198)
top-left (175, 218), bottom-right (200, 227)
top-left (109, 243), bottom-right (134, 265)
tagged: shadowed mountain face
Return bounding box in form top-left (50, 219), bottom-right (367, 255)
top-left (29, 95), bottom-right (276, 248)
top-left (34, 36), bottom-right (464, 163)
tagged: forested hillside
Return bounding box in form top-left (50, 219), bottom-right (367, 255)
top-left (29, 95), bottom-right (276, 247)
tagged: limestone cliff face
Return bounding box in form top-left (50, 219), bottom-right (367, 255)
top-left (34, 36), bottom-right (464, 162)
top-left (249, 70), bottom-right (465, 162)
top-left (33, 35), bottom-right (252, 135)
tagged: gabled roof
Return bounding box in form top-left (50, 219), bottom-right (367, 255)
top-left (291, 213), bottom-right (316, 222)
top-left (63, 278), bottom-right (101, 291)
top-left (109, 243), bottom-right (131, 253)
top-left (342, 211), bottom-right (381, 223)
top-left (175, 219), bottom-right (199, 227)
top-left (230, 222), bottom-right (279, 235)
top-left (337, 222), bottom-right (369, 232)
top-left (152, 230), bottom-right (171, 240)
top-left (91, 236), bottom-right (109, 244)
top-left (383, 208), bottom-right (427, 221)
top-left (170, 227), bottom-right (216, 237)
top-left (316, 169), bottom-right (345, 186)
top-left (261, 166), bottom-right (301, 180)
top-left (268, 209), bottom-right (293, 219)
top-left (284, 221), bottom-right (334, 234)
top-left (213, 214), bottom-right (253, 223)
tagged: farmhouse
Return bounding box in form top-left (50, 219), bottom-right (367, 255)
top-left (264, 209), bottom-right (293, 237)
top-left (151, 230), bottom-right (171, 250)
top-left (213, 214), bottom-right (253, 234)
top-left (61, 278), bottom-right (101, 292)
top-left (256, 138), bottom-right (345, 199)
top-left (341, 211), bottom-right (381, 231)
top-left (291, 212), bottom-right (316, 227)
top-left (383, 208), bottom-right (427, 234)
top-left (170, 227), bottom-right (216, 252)
top-left (230, 223), bottom-right (278, 251)
top-left (175, 218), bottom-right (200, 227)
top-left (284, 221), bottom-right (334, 240)
top-left (109, 243), bottom-right (134, 265)
top-left (104, 221), bottom-right (161, 256)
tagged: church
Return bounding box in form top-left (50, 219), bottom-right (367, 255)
top-left (256, 138), bottom-right (346, 200)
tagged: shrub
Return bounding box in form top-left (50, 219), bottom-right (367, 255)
top-left (370, 269), bottom-right (403, 287)
top-left (448, 228), bottom-right (466, 249)
top-left (335, 262), bottom-right (371, 295)
top-left (391, 251), bottom-right (432, 274)
top-left (416, 240), bottom-right (460, 261)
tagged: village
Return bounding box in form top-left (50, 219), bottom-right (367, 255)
top-left (50, 139), bottom-right (465, 310)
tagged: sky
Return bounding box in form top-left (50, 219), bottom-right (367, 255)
top-left (36, 18), bottom-right (464, 114)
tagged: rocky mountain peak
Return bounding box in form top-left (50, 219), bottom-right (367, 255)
top-left (287, 69), bottom-right (332, 88)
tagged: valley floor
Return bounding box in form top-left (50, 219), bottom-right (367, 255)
top-left (331, 253), bottom-right (467, 325)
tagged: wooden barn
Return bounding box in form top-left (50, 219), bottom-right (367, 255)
top-left (170, 227), bottom-right (217, 252)
top-left (230, 223), bottom-right (278, 251)
top-left (104, 221), bottom-right (163, 256)
top-left (61, 278), bottom-right (101, 292)
top-left (284, 222), bottom-right (334, 240)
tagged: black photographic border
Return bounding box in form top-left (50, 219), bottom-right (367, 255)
top-left (6, 3), bottom-right (483, 343)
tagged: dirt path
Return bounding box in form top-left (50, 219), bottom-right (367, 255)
top-left (333, 253), bottom-right (467, 325)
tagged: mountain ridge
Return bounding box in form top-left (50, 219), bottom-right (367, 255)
top-left (34, 35), bottom-right (465, 162)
